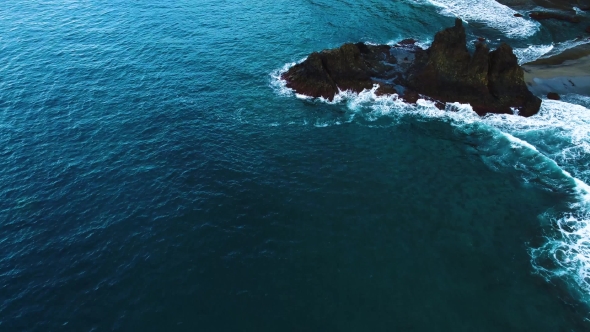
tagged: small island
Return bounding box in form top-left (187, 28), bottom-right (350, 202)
top-left (282, 18), bottom-right (542, 117)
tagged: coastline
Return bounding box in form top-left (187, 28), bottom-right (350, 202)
top-left (523, 44), bottom-right (590, 95)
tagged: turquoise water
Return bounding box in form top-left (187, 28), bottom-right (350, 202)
top-left (2, 0), bottom-right (590, 330)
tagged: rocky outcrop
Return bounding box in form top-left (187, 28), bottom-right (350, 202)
top-left (282, 19), bottom-right (541, 117)
top-left (406, 19), bottom-right (541, 116)
top-left (496, 0), bottom-right (590, 12)
top-left (281, 43), bottom-right (395, 99)
top-left (529, 11), bottom-right (581, 23)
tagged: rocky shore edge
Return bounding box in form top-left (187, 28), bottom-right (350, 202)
top-left (281, 19), bottom-right (542, 117)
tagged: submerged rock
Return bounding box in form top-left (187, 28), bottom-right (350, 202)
top-left (282, 19), bottom-right (541, 117)
top-left (496, 0), bottom-right (590, 12)
top-left (529, 11), bottom-right (581, 23)
top-left (547, 92), bottom-right (561, 100)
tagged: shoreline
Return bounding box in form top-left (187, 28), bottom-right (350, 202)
top-left (523, 44), bottom-right (590, 96)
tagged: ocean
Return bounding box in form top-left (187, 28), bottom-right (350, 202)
top-left (2, 0), bottom-right (590, 330)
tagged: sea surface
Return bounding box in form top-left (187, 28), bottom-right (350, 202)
top-left (2, 0), bottom-right (590, 331)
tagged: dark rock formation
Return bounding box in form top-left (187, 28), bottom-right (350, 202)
top-left (281, 43), bottom-right (396, 99)
top-left (282, 19), bottom-right (541, 117)
top-left (514, 13), bottom-right (524, 17)
top-left (406, 19), bottom-right (540, 116)
top-left (547, 92), bottom-right (561, 100)
top-left (529, 11), bottom-right (581, 23)
top-left (497, 0), bottom-right (590, 12)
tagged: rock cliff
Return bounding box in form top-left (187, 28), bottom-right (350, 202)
top-left (282, 19), bottom-right (542, 117)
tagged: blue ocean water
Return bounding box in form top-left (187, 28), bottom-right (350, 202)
top-left (2, 0), bottom-right (590, 330)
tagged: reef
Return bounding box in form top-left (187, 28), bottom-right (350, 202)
top-left (282, 19), bottom-right (541, 117)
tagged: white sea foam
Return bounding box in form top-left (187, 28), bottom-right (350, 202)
top-left (550, 39), bottom-right (590, 58)
top-left (383, 94), bottom-right (590, 300)
top-left (513, 39), bottom-right (590, 65)
top-left (415, 0), bottom-right (540, 38)
top-left (269, 58), bottom-right (305, 97)
top-left (513, 44), bottom-right (554, 65)
top-left (530, 211), bottom-right (590, 301)
top-left (501, 101), bottom-right (590, 302)
top-left (420, 99), bottom-right (590, 302)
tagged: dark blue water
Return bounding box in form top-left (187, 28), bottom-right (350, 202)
top-left (2, 0), bottom-right (590, 331)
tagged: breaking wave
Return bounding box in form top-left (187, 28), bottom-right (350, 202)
top-left (513, 39), bottom-right (590, 65)
top-left (413, 0), bottom-right (540, 38)
top-left (513, 44), bottom-right (554, 65)
top-left (271, 61), bottom-right (590, 303)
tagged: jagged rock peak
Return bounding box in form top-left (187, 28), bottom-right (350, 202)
top-left (281, 19), bottom-right (541, 117)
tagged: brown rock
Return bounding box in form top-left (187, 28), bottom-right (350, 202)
top-left (514, 13), bottom-right (524, 17)
top-left (496, 0), bottom-right (589, 12)
top-left (547, 92), bottom-right (561, 100)
top-left (397, 38), bottom-right (417, 46)
top-left (281, 19), bottom-right (541, 116)
top-left (281, 52), bottom-right (338, 100)
top-left (407, 18), bottom-right (475, 96)
top-left (282, 40), bottom-right (407, 101)
top-left (402, 90), bottom-right (419, 104)
top-left (375, 85), bottom-right (397, 96)
top-left (487, 43), bottom-right (542, 116)
top-left (406, 19), bottom-right (540, 116)
top-left (529, 11), bottom-right (581, 23)
top-left (317, 43), bottom-right (373, 93)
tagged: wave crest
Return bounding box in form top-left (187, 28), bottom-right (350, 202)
top-left (413, 0), bottom-right (540, 38)
top-left (271, 62), bottom-right (590, 302)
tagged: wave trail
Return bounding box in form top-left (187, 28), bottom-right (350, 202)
top-left (271, 61), bottom-right (590, 303)
top-left (413, 0), bottom-right (540, 38)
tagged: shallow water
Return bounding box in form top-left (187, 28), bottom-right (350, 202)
top-left (2, 0), bottom-right (590, 331)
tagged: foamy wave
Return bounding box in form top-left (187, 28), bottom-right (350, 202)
top-left (417, 0), bottom-right (540, 38)
top-left (482, 100), bottom-right (590, 183)
top-left (496, 100), bottom-right (590, 302)
top-left (530, 211), bottom-right (590, 301)
top-left (404, 98), bottom-right (590, 302)
top-left (513, 39), bottom-right (590, 65)
top-left (514, 44), bottom-right (554, 65)
top-left (274, 70), bottom-right (590, 299)
top-left (547, 39), bottom-right (590, 60)
top-left (402, 96), bottom-right (590, 300)
top-left (460, 103), bottom-right (590, 301)
top-left (269, 58), bottom-right (306, 96)
top-left (386, 38), bottom-right (434, 50)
